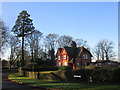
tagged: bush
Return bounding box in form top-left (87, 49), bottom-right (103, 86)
top-left (112, 67), bottom-right (120, 83)
top-left (22, 66), bottom-right (58, 72)
top-left (73, 69), bottom-right (112, 82)
top-left (58, 66), bottom-right (72, 70)
top-left (50, 70), bottom-right (74, 81)
top-left (74, 69), bottom-right (92, 82)
top-left (91, 69), bottom-right (112, 82)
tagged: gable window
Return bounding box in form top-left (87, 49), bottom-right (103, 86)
top-left (83, 54), bottom-right (88, 59)
top-left (58, 56), bottom-right (60, 60)
top-left (63, 55), bottom-right (67, 60)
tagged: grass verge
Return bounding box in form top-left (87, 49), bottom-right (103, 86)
top-left (8, 73), bottom-right (120, 90)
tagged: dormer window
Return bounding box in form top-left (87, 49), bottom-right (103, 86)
top-left (63, 55), bottom-right (67, 60)
top-left (83, 54), bottom-right (88, 59)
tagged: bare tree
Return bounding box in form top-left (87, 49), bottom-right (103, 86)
top-left (0, 19), bottom-right (9, 53)
top-left (44, 33), bottom-right (59, 51)
top-left (26, 30), bottom-right (43, 60)
top-left (94, 40), bottom-right (115, 60)
top-left (44, 33), bottom-right (59, 65)
top-left (75, 39), bottom-right (90, 49)
top-left (8, 35), bottom-right (20, 68)
top-left (57, 35), bottom-right (73, 48)
top-left (94, 44), bottom-right (101, 60)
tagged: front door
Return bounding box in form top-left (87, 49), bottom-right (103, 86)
top-left (69, 63), bottom-right (75, 69)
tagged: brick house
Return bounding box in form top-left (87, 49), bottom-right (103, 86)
top-left (56, 41), bottom-right (93, 69)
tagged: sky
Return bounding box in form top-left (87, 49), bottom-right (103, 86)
top-left (1, 2), bottom-right (118, 60)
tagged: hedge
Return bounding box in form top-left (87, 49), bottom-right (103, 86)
top-left (58, 66), bottom-right (72, 70)
top-left (91, 69), bottom-right (112, 82)
top-left (111, 66), bottom-right (120, 83)
top-left (74, 69), bottom-right (92, 82)
top-left (73, 68), bottom-right (120, 83)
top-left (20, 67), bottom-right (120, 83)
top-left (22, 66), bottom-right (58, 72)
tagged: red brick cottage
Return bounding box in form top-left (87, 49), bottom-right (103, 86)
top-left (56, 42), bottom-right (93, 69)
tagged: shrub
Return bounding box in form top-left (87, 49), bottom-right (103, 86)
top-left (91, 69), bottom-right (112, 82)
top-left (50, 70), bottom-right (74, 81)
top-left (22, 66), bottom-right (58, 72)
top-left (73, 69), bottom-right (112, 82)
top-left (112, 66), bottom-right (120, 83)
top-left (58, 66), bottom-right (72, 70)
top-left (74, 69), bottom-right (92, 82)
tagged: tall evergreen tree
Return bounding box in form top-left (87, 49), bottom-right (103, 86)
top-left (12, 10), bottom-right (35, 67)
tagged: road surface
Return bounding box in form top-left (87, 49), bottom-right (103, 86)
top-left (2, 70), bottom-right (45, 90)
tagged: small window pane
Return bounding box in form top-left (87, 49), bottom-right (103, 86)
top-left (83, 54), bottom-right (88, 59)
top-left (64, 62), bottom-right (67, 66)
top-left (58, 56), bottom-right (60, 60)
top-left (86, 55), bottom-right (88, 59)
top-left (63, 55), bottom-right (66, 59)
top-left (77, 63), bottom-right (80, 66)
top-left (58, 62), bottom-right (61, 67)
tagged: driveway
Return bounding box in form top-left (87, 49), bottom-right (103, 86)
top-left (2, 70), bottom-right (42, 90)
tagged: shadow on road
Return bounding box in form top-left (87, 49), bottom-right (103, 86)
top-left (2, 70), bottom-right (42, 90)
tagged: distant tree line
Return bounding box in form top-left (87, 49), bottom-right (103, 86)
top-left (94, 40), bottom-right (116, 60)
top-left (0, 10), bottom-right (116, 68)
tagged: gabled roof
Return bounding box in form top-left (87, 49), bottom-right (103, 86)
top-left (56, 46), bottom-right (93, 63)
top-left (77, 46), bottom-right (93, 57)
top-left (64, 46), bottom-right (92, 58)
top-left (64, 47), bottom-right (79, 58)
top-left (56, 46), bottom-right (92, 62)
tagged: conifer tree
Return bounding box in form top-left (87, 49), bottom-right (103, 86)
top-left (12, 10), bottom-right (35, 67)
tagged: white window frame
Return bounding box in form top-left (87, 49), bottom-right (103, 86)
top-left (63, 55), bottom-right (67, 60)
top-left (58, 62), bottom-right (61, 67)
top-left (77, 62), bottom-right (80, 66)
top-left (83, 54), bottom-right (88, 59)
top-left (85, 54), bottom-right (88, 59)
top-left (64, 62), bottom-right (67, 66)
top-left (58, 56), bottom-right (60, 60)
top-left (84, 63), bottom-right (87, 66)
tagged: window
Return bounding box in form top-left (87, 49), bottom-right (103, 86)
top-left (77, 63), bottom-right (80, 66)
top-left (83, 54), bottom-right (88, 59)
top-left (58, 62), bottom-right (61, 67)
top-left (63, 55), bottom-right (67, 60)
top-left (96, 63), bottom-right (102, 67)
top-left (84, 63), bottom-right (87, 66)
top-left (58, 56), bottom-right (60, 60)
top-left (64, 62), bottom-right (67, 66)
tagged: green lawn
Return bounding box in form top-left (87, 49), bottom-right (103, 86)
top-left (8, 73), bottom-right (120, 90)
top-left (40, 71), bottom-right (56, 73)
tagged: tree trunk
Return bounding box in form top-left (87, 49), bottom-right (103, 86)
top-left (31, 47), bottom-right (34, 61)
top-left (22, 35), bottom-right (24, 67)
top-left (105, 52), bottom-right (109, 60)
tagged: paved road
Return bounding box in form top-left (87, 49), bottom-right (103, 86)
top-left (2, 70), bottom-right (43, 90)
